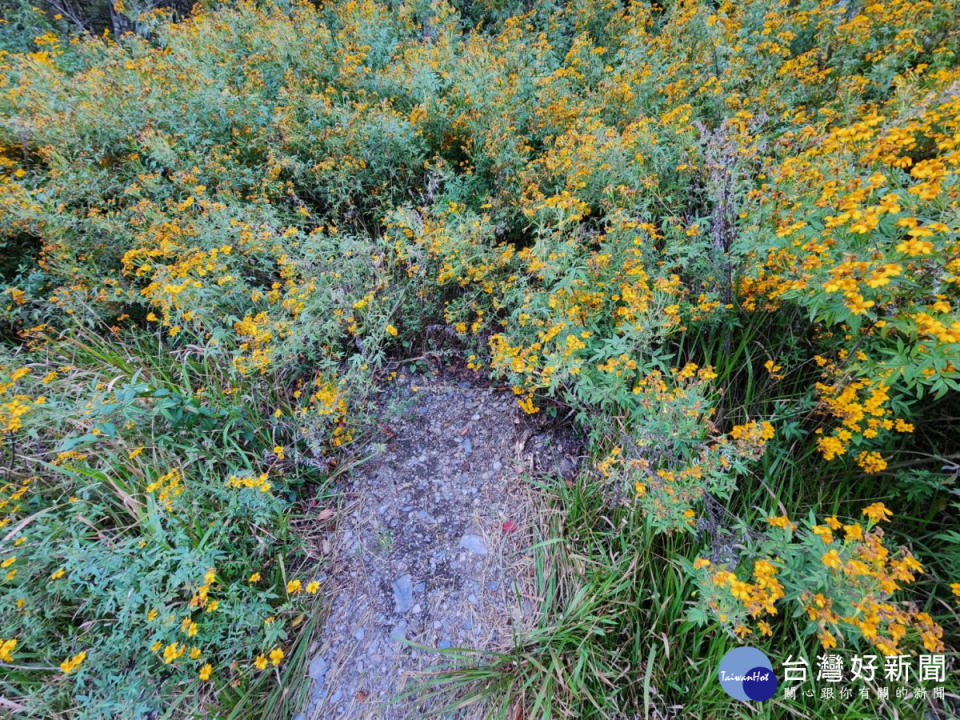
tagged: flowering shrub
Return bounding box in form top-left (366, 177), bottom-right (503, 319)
top-left (692, 503), bottom-right (944, 656)
top-left (0, 0), bottom-right (957, 716)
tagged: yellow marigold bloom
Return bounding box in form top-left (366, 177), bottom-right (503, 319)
top-left (766, 515), bottom-right (795, 531)
top-left (286, 579), bottom-right (302, 595)
top-left (0, 639), bottom-right (16, 662)
top-left (162, 643), bottom-right (183, 665)
top-left (812, 525), bottom-right (834, 544)
top-left (206, 600), bottom-right (219, 613)
top-left (199, 663), bottom-right (212, 681)
top-left (306, 581), bottom-right (320, 594)
top-left (50, 567), bottom-right (65, 580)
top-left (843, 524), bottom-right (863, 541)
top-left (1, 556), bottom-right (15, 569)
top-left (189, 647), bottom-right (201, 659)
top-left (951, 583), bottom-right (960, 598)
top-left (274, 445), bottom-right (285, 460)
top-left (254, 654), bottom-right (268, 670)
top-left (818, 630), bottom-right (837, 649)
top-left (60, 650), bottom-right (87, 674)
top-left (822, 549), bottom-right (842, 569)
top-left (385, 324), bottom-right (398, 336)
top-left (248, 572), bottom-right (261, 583)
top-left (693, 558), bottom-right (711, 570)
top-left (269, 647), bottom-right (284, 666)
top-left (856, 451), bottom-right (887, 474)
top-left (862, 502), bottom-right (893, 523)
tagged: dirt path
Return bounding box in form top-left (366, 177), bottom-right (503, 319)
top-left (296, 372), bottom-right (577, 719)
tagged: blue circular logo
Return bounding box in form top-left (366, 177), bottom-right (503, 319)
top-left (718, 647), bottom-right (777, 702)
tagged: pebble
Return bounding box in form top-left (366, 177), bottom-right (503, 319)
top-left (393, 574), bottom-right (414, 613)
top-left (459, 534), bottom-right (487, 554)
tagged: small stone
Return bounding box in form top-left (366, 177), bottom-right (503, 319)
top-left (309, 655), bottom-right (327, 681)
top-left (463, 436), bottom-right (472, 454)
top-left (354, 628), bottom-right (365, 641)
top-left (393, 574), bottom-right (414, 613)
top-left (459, 534), bottom-right (487, 554)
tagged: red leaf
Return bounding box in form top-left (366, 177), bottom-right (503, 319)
top-left (502, 521), bottom-right (517, 532)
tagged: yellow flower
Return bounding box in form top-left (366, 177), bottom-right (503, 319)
top-left (0, 639), bottom-right (16, 662)
top-left (822, 549), bottom-right (842, 569)
top-left (274, 445), bottom-right (285, 460)
top-left (862, 502), bottom-right (893, 523)
top-left (162, 642), bottom-right (184, 665)
top-left (269, 647), bottom-right (284, 666)
top-left (60, 650), bottom-right (87, 674)
top-left (248, 572), bottom-right (261, 583)
top-left (286, 579), bottom-right (302, 595)
top-left (254, 654), bottom-right (268, 670)
top-left (385, 324), bottom-right (398, 336)
top-left (50, 567), bottom-right (65, 580)
top-left (766, 515), bottom-right (795, 531)
top-left (306, 581), bottom-right (320, 594)
top-left (843, 524), bottom-right (863, 541)
top-left (693, 558), bottom-right (711, 570)
top-left (198, 663), bottom-right (212, 681)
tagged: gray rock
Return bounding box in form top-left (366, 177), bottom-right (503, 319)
top-left (393, 574), bottom-right (414, 613)
top-left (309, 655), bottom-right (327, 681)
top-left (459, 534), bottom-right (487, 554)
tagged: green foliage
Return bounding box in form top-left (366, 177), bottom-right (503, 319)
top-left (0, 0), bottom-right (958, 717)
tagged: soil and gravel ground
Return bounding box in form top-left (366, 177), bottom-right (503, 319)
top-left (296, 371), bottom-right (579, 720)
